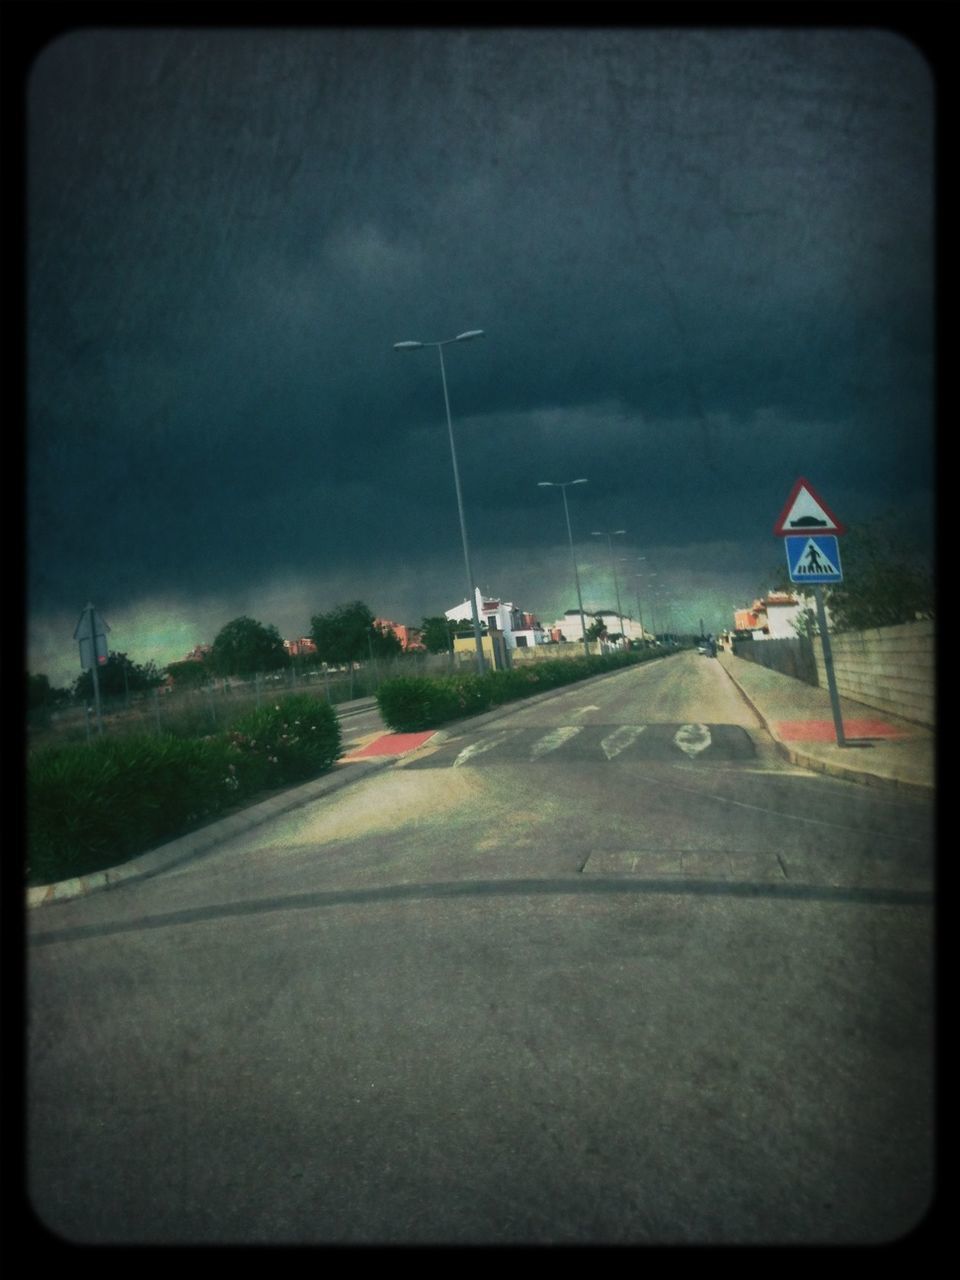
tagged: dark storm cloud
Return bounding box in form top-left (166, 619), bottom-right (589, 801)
top-left (27, 25), bottom-right (935, 679)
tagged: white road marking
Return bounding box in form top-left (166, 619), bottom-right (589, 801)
top-left (600, 725), bottom-right (647, 759)
top-left (530, 726), bottom-right (583, 759)
top-left (452, 732), bottom-right (511, 768)
top-left (674, 723), bottom-right (712, 757)
top-left (570, 705), bottom-right (601, 719)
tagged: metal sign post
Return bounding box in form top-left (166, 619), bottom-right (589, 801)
top-left (74, 603), bottom-right (110, 737)
top-left (775, 482), bottom-right (848, 748)
top-left (813, 585), bottom-right (846, 747)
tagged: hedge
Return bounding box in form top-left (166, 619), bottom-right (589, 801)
top-left (27, 694), bottom-right (341, 887)
top-left (376, 650), bottom-right (654, 731)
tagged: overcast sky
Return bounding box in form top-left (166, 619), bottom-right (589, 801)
top-left (26, 23), bottom-right (935, 686)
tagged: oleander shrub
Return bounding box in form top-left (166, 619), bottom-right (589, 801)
top-left (225, 695), bottom-right (342, 786)
top-left (27, 695), bottom-right (341, 887)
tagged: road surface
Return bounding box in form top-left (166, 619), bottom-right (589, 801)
top-left (27, 652), bottom-right (934, 1244)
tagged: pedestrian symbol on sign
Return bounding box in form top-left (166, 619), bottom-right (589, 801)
top-left (804, 544), bottom-right (824, 573)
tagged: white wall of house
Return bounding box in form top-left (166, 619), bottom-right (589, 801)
top-left (601, 614), bottom-right (648, 643)
top-left (511, 628), bottom-right (548, 648)
top-left (765, 602), bottom-right (806, 639)
top-left (550, 613), bottom-right (589, 642)
top-left (445, 589), bottom-right (540, 649)
top-left (549, 611), bottom-right (649, 644)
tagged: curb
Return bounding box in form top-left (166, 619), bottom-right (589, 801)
top-left (717, 661), bottom-right (934, 799)
top-left (26, 755), bottom-right (398, 910)
top-left (26, 655), bottom-right (673, 910)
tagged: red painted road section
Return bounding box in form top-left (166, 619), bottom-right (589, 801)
top-left (774, 719), bottom-right (912, 742)
top-left (344, 731), bottom-right (435, 758)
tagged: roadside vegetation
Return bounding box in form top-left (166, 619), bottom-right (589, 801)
top-left (27, 695), bottom-right (342, 888)
top-left (376, 649), bottom-right (661, 731)
top-left (26, 597), bottom-right (684, 888)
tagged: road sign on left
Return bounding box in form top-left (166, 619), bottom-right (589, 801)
top-left (74, 603), bottom-right (110, 670)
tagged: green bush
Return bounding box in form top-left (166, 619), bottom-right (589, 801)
top-left (374, 673), bottom-right (490, 729)
top-left (376, 650), bottom-right (652, 731)
top-left (226, 694), bottom-right (342, 786)
top-left (26, 695), bottom-right (341, 887)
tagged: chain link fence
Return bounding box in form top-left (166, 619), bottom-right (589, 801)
top-left (27, 653), bottom-right (464, 753)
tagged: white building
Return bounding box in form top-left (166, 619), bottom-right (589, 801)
top-left (764, 593), bottom-right (807, 639)
top-left (733, 592), bottom-right (824, 639)
top-left (445, 589), bottom-right (547, 649)
top-left (549, 609), bottom-right (650, 646)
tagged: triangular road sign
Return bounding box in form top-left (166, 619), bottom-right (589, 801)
top-left (774, 477), bottom-right (846, 537)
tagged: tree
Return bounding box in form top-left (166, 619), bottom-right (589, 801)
top-left (822, 519), bottom-right (934, 633)
top-left (310, 601), bottom-right (378, 664)
top-left (768, 516), bottom-right (934, 635)
top-left (209, 617), bottom-right (289, 677)
top-left (585, 616), bottom-right (607, 641)
top-left (72, 652), bottom-right (165, 702)
top-left (451, 616), bottom-right (486, 638)
top-left (420, 615), bottom-right (457, 654)
top-left (28, 672), bottom-right (52, 710)
top-left (369, 621), bottom-right (403, 658)
top-left (27, 672), bottom-right (70, 711)
top-left (165, 658), bottom-right (211, 689)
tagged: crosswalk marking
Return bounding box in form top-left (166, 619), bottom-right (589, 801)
top-left (452, 731), bottom-right (512, 768)
top-left (674, 724), bottom-right (712, 757)
top-left (600, 725), bottom-right (647, 759)
top-left (409, 723), bottom-right (745, 770)
top-left (530, 726), bottom-right (583, 759)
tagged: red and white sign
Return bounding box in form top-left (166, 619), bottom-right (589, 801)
top-left (773, 477), bottom-right (846, 537)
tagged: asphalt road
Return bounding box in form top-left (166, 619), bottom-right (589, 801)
top-left (27, 653), bottom-right (935, 1245)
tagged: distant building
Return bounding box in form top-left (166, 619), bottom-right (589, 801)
top-left (733, 592), bottom-right (809, 639)
top-left (284, 637), bottom-right (317, 657)
top-left (373, 619), bottom-right (425, 651)
top-left (183, 643), bottom-right (213, 663)
top-left (445, 589), bottom-right (547, 649)
top-left (549, 609), bottom-right (649, 646)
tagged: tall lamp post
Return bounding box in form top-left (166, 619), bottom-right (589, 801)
top-left (630, 557), bottom-right (648, 641)
top-left (591, 529), bottom-right (626, 647)
top-left (538, 479), bottom-right (590, 656)
top-left (394, 329), bottom-right (486, 674)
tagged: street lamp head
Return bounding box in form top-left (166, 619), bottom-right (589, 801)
top-left (571, 478), bottom-right (588, 485)
top-left (455, 329), bottom-right (485, 342)
top-left (393, 341), bottom-right (424, 351)
top-left (537, 481), bottom-right (555, 488)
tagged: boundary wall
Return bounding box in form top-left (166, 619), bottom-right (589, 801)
top-left (812, 619), bottom-right (935, 728)
top-left (733, 620), bottom-right (934, 728)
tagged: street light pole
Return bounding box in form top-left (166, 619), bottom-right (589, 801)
top-left (634, 577), bottom-right (645, 640)
top-left (538, 479), bottom-right (590, 656)
top-left (592, 529), bottom-right (626, 647)
top-left (394, 329), bottom-right (486, 674)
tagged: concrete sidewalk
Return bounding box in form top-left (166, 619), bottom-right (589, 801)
top-left (717, 650), bottom-right (935, 797)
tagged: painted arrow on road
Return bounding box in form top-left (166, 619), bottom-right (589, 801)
top-left (673, 724), bottom-right (712, 757)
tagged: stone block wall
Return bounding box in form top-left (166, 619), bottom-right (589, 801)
top-left (812, 619), bottom-right (935, 728)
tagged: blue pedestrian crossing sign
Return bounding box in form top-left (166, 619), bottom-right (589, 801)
top-left (785, 534), bottom-right (843, 583)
